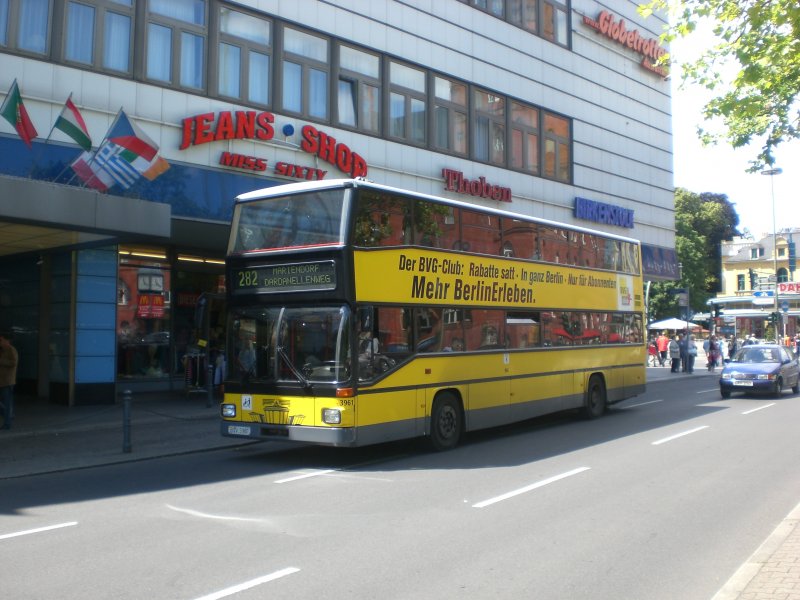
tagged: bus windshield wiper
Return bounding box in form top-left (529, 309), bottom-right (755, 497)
top-left (277, 346), bottom-right (311, 388)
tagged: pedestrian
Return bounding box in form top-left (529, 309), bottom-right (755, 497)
top-left (686, 334), bottom-right (697, 373)
top-left (718, 336), bottom-right (728, 364)
top-left (669, 335), bottom-right (681, 373)
top-left (707, 335), bottom-right (719, 372)
top-left (656, 331), bottom-right (669, 366)
top-left (0, 331), bottom-right (18, 430)
top-left (678, 332), bottom-right (688, 372)
top-left (647, 338), bottom-right (659, 366)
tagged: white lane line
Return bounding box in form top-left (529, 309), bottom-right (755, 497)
top-left (697, 388), bottom-right (719, 394)
top-left (472, 467), bottom-right (590, 509)
top-left (0, 521), bottom-right (78, 541)
top-left (166, 504), bottom-right (267, 523)
top-left (652, 425), bottom-right (709, 446)
top-left (193, 568), bottom-right (300, 600)
top-left (742, 403), bottom-right (775, 415)
top-left (621, 399), bottom-right (663, 409)
top-left (274, 469), bottom-right (336, 484)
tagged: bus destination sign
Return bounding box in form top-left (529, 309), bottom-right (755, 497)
top-left (233, 261), bottom-right (336, 294)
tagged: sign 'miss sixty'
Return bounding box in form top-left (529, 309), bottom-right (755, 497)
top-left (179, 110), bottom-right (368, 180)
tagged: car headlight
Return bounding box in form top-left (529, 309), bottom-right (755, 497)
top-left (221, 404), bottom-right (237, 418)
top-left (721, 373), bottom-right (732, 380)
top-left (322, 408), bottom-right (342, 424)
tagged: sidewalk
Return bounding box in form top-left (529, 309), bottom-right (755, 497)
top-left (0, 389), bottom-right (253, 480)
top-left (2, 367), bottom-right (799, 599)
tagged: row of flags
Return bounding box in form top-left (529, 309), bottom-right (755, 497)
top-left (0, 79), bottom-right (169, 192)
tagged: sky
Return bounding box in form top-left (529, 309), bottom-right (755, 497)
top-left (669, 31), bottom-right (800, 240)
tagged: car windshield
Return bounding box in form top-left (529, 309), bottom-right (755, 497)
top-left (733, 348), bottom-right (779, 364)
top-left (228, 305), bottom-right (351, 384)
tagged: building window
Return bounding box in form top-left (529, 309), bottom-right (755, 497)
top-left (1, 0), bottom-right (50, 54)
top-left (541, 0), bottom-right (568, 46)
top-left (474, 89), bottom-right (505, 165)
top-left (336, 44), bottom-right (380, 132)
top-left (778, 247), bottom-right (786, 257)
top-left (777, 268), bottom-right (788, 283)
top-left (508, 0), bottom-right (537, 33)
top-left (543, 111), bottom-right (570, 182)
top-left (433, 75), bottom-right (468, 155)
top-left (63, 0), bottom-right (132, 73)
top-left (389, 61), bottom-right (426, 144)
top-left (146, 0), bottom-right (206, 89)
top-left (218, 6), bottom-right (271, 105)
top-left (737, 274), bottom-right (745, 291)
top-left (751, 247), bottom-right (764, 259)
top-left (281, 25), bottom-right (329, 119)
top-left (511, 101), bottom-right (538, 173)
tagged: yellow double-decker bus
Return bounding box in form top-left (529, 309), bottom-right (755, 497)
top-left (220, 179), bottom-right (645, 450)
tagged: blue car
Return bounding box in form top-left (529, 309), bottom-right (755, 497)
top-left (719, 344), bottom-right (800, 399)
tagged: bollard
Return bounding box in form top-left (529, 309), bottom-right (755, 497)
top-left (207, 359), bottom-right (214, 408)
top-left (122, 389), bottom-right (132, 453)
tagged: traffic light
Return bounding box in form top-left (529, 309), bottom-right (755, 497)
top-left (713, 305), bottom-right (721, 318)
top-left (749, 269), bottom-right (757, 288)
top-left (768, 311), bottom-right (779, 324)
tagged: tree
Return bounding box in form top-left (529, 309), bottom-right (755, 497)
top-left (647, 188), bottom-right (739, 321)
top-left (640, 0), bottom-right (800, 171)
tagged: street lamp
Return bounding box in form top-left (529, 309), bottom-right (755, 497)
top-left (761, 167), bottom-right (782, 340)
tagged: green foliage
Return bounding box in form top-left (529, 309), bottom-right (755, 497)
top-left (640, 0), bottom-right (800, 170)
top-left (647, 188), bottom-right (740, 321)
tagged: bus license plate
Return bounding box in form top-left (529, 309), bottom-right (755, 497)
top-left (228, 425), bottom-right (252, 436)
top-left (733, 380), bottom-right (753, 387)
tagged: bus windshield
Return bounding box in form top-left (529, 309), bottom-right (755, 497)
top-left (229, 305), bottom-right (351, 384)
top-left (229, 189), bottom-right (346, 254)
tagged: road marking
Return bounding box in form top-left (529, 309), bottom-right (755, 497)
top-left (166, 504), bottom-right (266, 523)
top-left (274, 469), bottom-right (336, 483)
top-left (652, 425), bottom-right (709, 446)
top-left (621, 399), bottom-right (663, 409)
top-left (472, 467), bottom-right (590, 508)
top-left (0, 521), bottom-right (77, 541)
top-left (193, 568), bottom-right (300, 600)
top-left (697, 388), bottom-right (718, 394)
top-left (742, 403), bottom-right (775, 415)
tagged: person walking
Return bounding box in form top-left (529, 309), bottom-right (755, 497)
top-left (678, 333), bottom-right (688, 372)
top-left (669, 335), bottom-right (681, 373)
top-left (0, 332), bottom-right (18, 430)
top-left (707, 335), bottom-right (719, 372)
top-left (686, 334), bottom-right (697, 373)
top-left (656, 331), bottom-right (669, 367)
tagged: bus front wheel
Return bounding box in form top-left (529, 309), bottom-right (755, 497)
top-left (429, 393), bottom-right (462, 451)
top-left (582, 376), bottom-right (606, 419)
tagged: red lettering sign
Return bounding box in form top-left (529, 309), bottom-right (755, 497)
top-left (180, 111), bottom-right (275, 149)
top-left (219, 151), bottom-right (268, 172)
top-left (583, 11), bottom-right (668, 77)
top-left (778, 282), bottom-right (799, 295)
top-left (442, 168), bottom-right (511, 202)
top-left (300, 125), bottom-right (368, 178)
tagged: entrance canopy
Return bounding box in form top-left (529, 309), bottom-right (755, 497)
top-left (648, 317), bottom-right (702, 331)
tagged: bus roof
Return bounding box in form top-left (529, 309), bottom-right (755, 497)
top-left (235, 178), bottom-right (641, 245)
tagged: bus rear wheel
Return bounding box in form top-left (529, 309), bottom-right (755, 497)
top-left (429, 393), bottom-right (462, 451)
top-left (581, 376), bottom-right (606, 419)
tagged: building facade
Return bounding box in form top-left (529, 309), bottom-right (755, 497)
top-left (710, 230), bottom-right (799, 341)
top-left (0, 0), bottom-right (675, 405)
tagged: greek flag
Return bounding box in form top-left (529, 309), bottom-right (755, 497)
top-left (93, 143), bottom-right (141, 189)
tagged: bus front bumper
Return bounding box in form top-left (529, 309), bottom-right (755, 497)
top-left (221, 421), bottom-right (358, 446)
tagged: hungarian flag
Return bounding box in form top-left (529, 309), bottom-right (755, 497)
top-left (1, 79), bottom-right (38, 148)
top-left (54, 95), bottom-right (91, 150)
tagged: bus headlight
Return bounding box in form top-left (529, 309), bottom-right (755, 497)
top-left (221, 404), bottom-right (237, 418)
top-left (322, 408), bottom-right (342, 424)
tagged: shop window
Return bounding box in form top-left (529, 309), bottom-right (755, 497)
top-left (433, 75), bottom-right (468, 155)
top-left (218, 6), bottom-right (271, 105)
top-left (389, 60), bottom-right (426, 145)
top-left (146, 0), bottom-right (207, 90)
top-left (281, 25), bottom-right (329, 119)
top-left (336, 44), bottom-right (380, 132)
top-left (543, 111), bottom-right (570, 182)
top-left (474, 89), bottom-right (505, 166)
top-left (63, 0), bottom-right (132, 73)
top-left (511, 101), bottom-right (538, 173)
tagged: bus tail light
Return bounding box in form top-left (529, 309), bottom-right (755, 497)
top-left (221, 404), bottom-right (237, 418)
top-left (322, 408), bottom-right (342, 424)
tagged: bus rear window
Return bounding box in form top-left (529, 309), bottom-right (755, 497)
top-left (230, 189), bottom-right (346, 254)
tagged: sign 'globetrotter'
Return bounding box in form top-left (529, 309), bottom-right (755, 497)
top-left (583, 11), bottom-right (668, 78)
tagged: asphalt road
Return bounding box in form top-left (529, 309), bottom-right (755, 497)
top-left (2, 376), bottom-right (800, 600)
